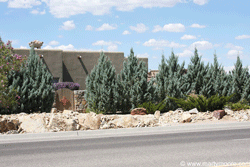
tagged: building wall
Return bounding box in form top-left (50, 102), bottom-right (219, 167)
top-left (13, 49), bottom-right (63, 82)
top-left (13, 49), bottom-right (148, 90)
top-left (62, 51), bottom-right (125, 89)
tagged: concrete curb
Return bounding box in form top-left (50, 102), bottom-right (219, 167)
top-left (0, 121), bottom-right (250, 144)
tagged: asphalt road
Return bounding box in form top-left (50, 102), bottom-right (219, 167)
top-left (0, 126), bottom-right (250, 167)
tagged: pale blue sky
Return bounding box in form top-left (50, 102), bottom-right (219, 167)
top-left (0, 0), bottom-right (249, 72)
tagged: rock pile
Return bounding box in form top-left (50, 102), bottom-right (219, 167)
top-left (0, 108), bottom-right (249, 134)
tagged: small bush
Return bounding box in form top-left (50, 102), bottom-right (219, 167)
top-left (226, 99), bottom-right (250, 111)
top-left (169, 94), bottom-right (233, 112)
top-left (53, 82), bottom-right (80, 90)
top-left (137, 99), bottom-right (167, 114)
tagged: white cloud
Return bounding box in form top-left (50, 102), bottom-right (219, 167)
top-left (108, 45), bottom-right (118, 51)
top-left (40, 9), bottom-right (46, 14)
top-left (43, 45), bottom-right (53, 49)
top-left (55, 44), bottom-right (75, 50)
top-left (115, 41), bottom-right (122, 45)
top-left (225, 43), bottom-right (244, 50)
top-left (224, 66), bottom-right (234, 73)
top-left (3, 1), bottom-right (209, 18)
top-left (190, 24), bottom-right (206, 28)
top-left (169, 42), bottom-right (186, 48)
top-left (10, 39), bottom-right (19, 45)
top-left (8, 0), bottom-right (41, 8)
top-left (48, 40), bottom-right (59, 46)
top-left (31, 9), bottom-right (46, 15)
top-left (31, 9), bottom-right (39, 14)
top-left (235, 35), bottom-right (250, 40)
top-left (189, 41), bottom-right (213, 50)
top-left (177, 50), bottom-right (193, 57)
top-left (96, 23), bottom-right (117, 31)
top-left (143, 39), bottom-right (186, 48)
top-left (163, 23), bottom-right (185, 32)
top-left (43, 44), bottom-right (76, 50)
top-left (201, 58), bottom-right (209, 62)
top-left (153, 23), bottom-right (185, 32)
top-left (214, 43), bottom-right (222, 47)
top-left (152, 56), bottom-right (158, 59)
top-left (92, 40), bottom-right (113, 46)
top-left (41, 0), bottom-right (189, 18)
top-left (92, 40), bottom-right (121, 51)
top-left (20, 46), bottom-right (27, 49)
top-left (152, 47), bottom-right (164, 50)
top-left (58, 35), bottom-right (63, 38)
top-left (152, 25), bottom-right (162, 33)
top-left (122, 30), bottom-right (131, 35)
top-left (78, 48), bottom-right (95, 51)
top-left (227, 50), bottom-right (243, 59)
top-left (136, 53), bottom-right (149, 58)
top-left (85, 25), bottom-right (94, 31)
top-left (193, 0), bottom-right (209, 5)
top-left (129, 23), bottom-right (148, 33)
top-left (181, 35), bottom-right (197, 40)
top-left (60, 20), bottom-right (75, 30)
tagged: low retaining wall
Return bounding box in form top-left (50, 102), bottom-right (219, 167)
top-left (1, 108), bottom-right (250, 134)
top-left (52, 89), bottom-right (88, 112)
top-left (74, 90), bottom-right (88, 112)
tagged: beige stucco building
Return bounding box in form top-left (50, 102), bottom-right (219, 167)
top-left (13, 48), bottom-right (148, 90)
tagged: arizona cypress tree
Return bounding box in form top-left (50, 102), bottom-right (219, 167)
top-left (8, 45), bottom-right (54, 113)
top-left (165, 50), bottom-right (185, 98)
top-left (144, 77), bottom-right (157, 103)
top-left (155, 52), bottom-right (168, 103)
top-left (85, 51), bottom-right (118, 114)
top-left (117, 48), bottom-right (149, 113)
top-left (230, 55), bottom-right (249, 102)
top-left (155, 50), bottom-right (185, 111)
top-left (200, 63), bottom-right (213, 98)
top-left (242, 73), bottom-right (250, 102)
top-left (210, 52), bottom-right (231, 97)
top-left (200, 52), bottom-right (221, 98)
top-left (183, 47), bottom-right (208, 95)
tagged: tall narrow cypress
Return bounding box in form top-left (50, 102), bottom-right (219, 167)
top-left (85, 51), bottom-right (118, 114)
top-left (230, 56), bottom-right (249, 102)
top-left (183, 47), bottom-right (208, 95)
top-left (8, 45), bottom-right (54, 113)
top-left (155, 50), bottom-right (185, 111)
top-left (117, 48), bottom-right (149, 113)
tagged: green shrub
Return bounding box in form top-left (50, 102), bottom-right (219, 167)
top-left (169, 94), bottom-right (233, 112)
top-left (8, 45), bottom-right (54, 113)
top-left (0, 38), bottom-right (27, 114)
top-left (225, 99), bottom-right (250, 111)
top-left (137, 99), bottom-right (167, 114)
top-left (85, 51), bottom-right (119, 114)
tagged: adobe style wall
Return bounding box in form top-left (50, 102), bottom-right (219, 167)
top-left (13, 49), bottom-right (148, 90)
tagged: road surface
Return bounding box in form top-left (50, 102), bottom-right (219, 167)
top-left (0, 123), bottom-right (250, 167)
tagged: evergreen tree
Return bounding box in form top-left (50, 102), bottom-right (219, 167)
top-left (155, 50), bottom-right (185, 111)
top-left (211, 53), bottom-right (231, 97)
top-left (85, 51), bottom-right (118, 114)
top-left (242, 73), bottom-right (250, 103)
top-left (8, 45), bottom-right (54, 113)
top-left (155, 52), bottom-right (168, 103)
top-left (230, 55), bottom-right (249, 102)
top-left (144, 77), bottom-right (157, 103)
top-left (117, 48), bottom-right (149, 113)
top-left (200, 63), bottom-right (212, 98)
top-left (183, 47), bottom-right (208, 95)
